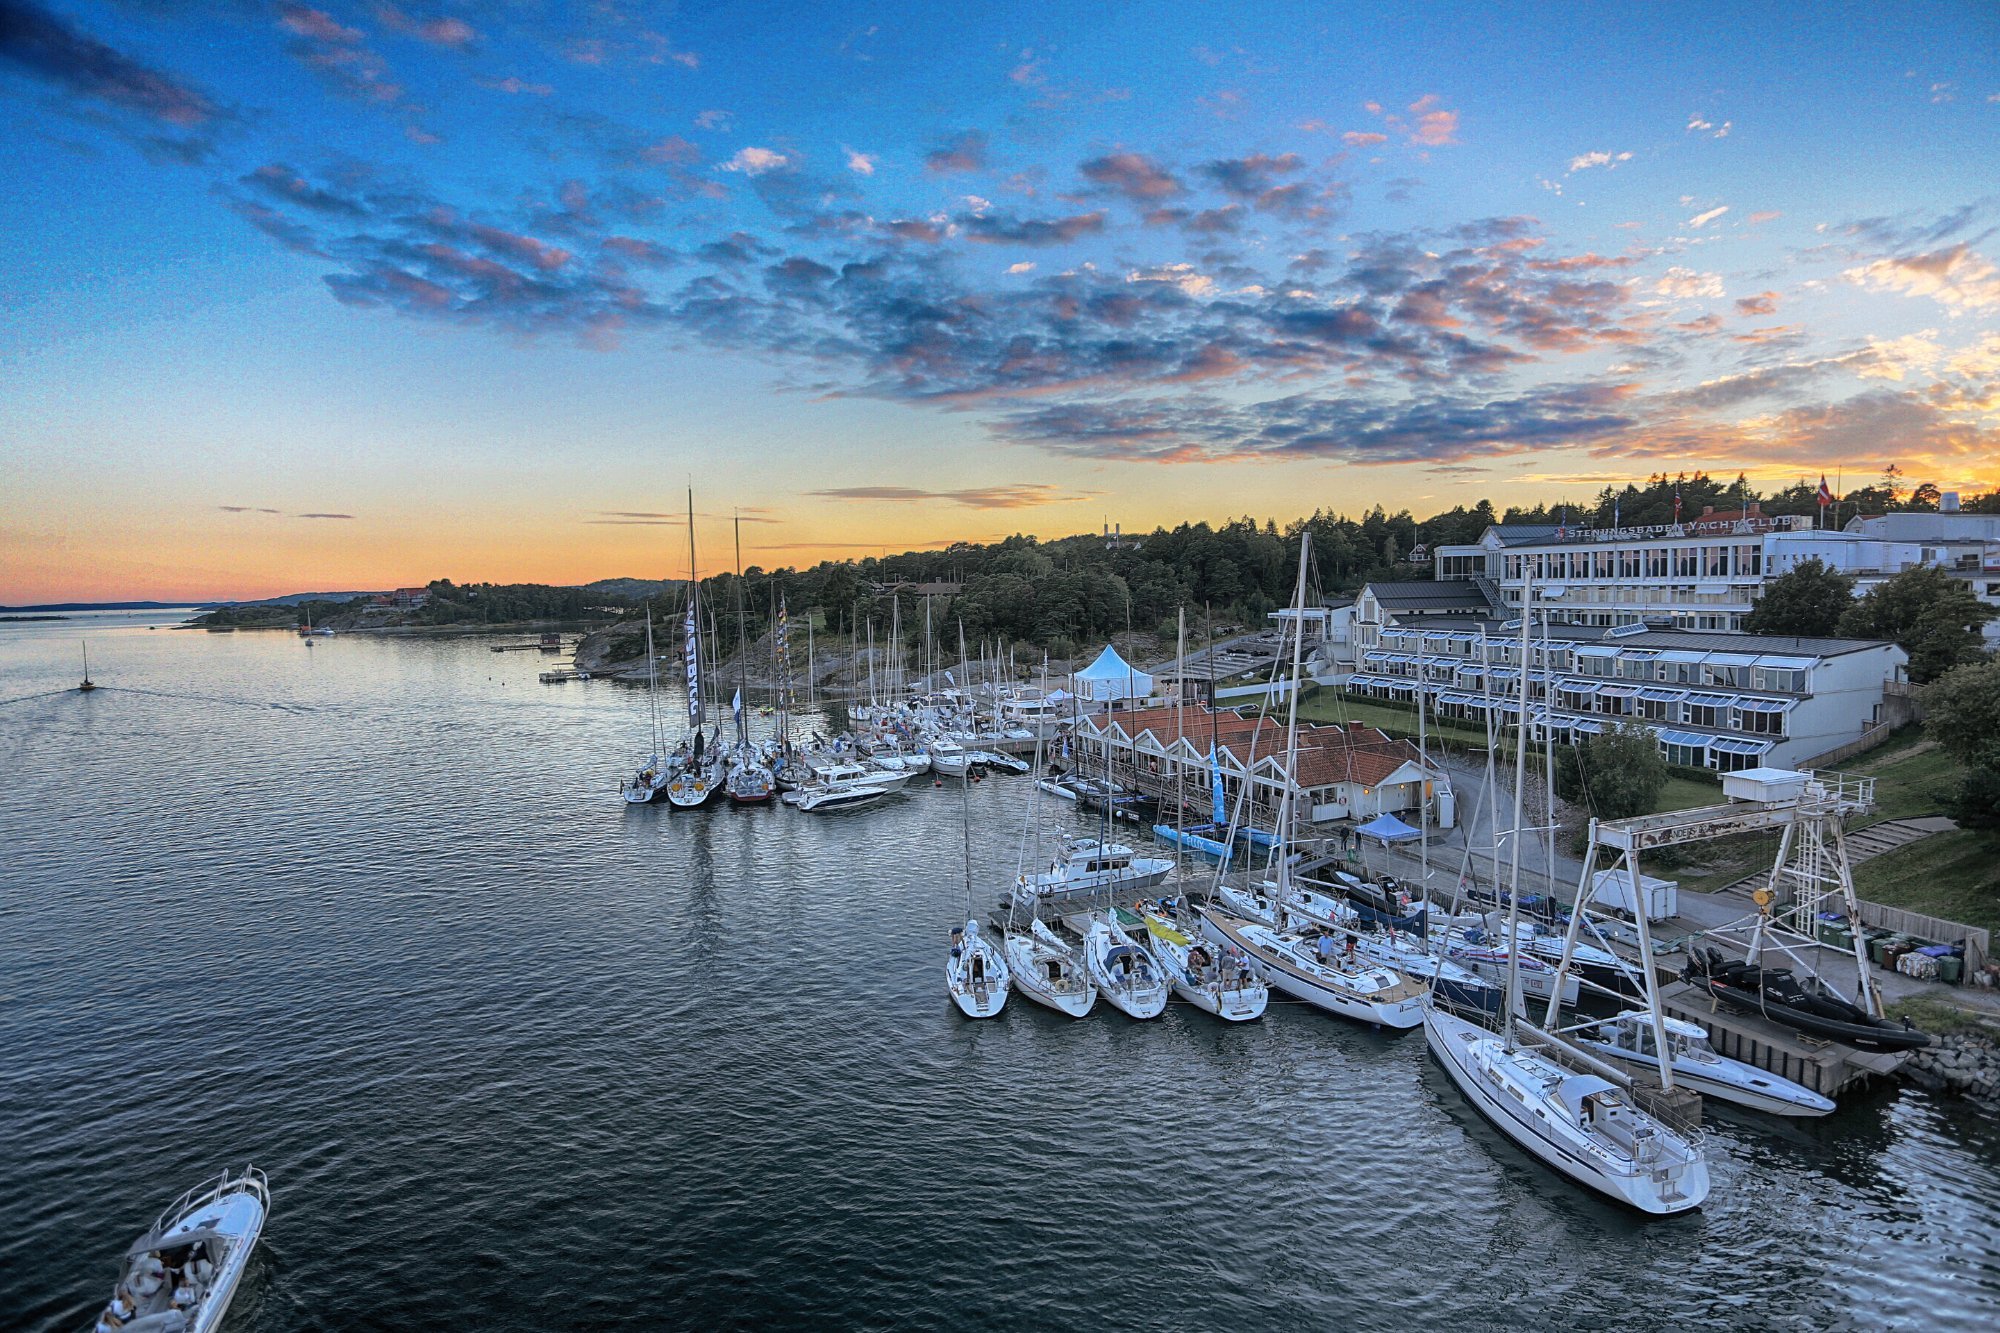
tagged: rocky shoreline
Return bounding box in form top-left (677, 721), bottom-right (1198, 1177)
top-left (1901, 1028), bottom-right (2000, 1108)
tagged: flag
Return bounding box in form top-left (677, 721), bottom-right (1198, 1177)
top-left (1209, 744), bottom-right (1227, 825)
top-left (1613, 497), bottom-right (1620, 529)
top-left (774, 597), bottom-right (791, 709)
top-left (1145, 916), bottom-right (1192, 947)
top-left (683, 600), bottom-right (702, 727)
top-left (944, 670), bottom-right (955, 685)
top-left (1817, 474), bottom-right (1833, 507)
top-left (731, 688), bottom-right (743, 728)
top-left (1672, 479), bottom-right (1683, 523)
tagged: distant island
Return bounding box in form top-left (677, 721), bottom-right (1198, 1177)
top-left (0, 614), bottom-right (72, 622)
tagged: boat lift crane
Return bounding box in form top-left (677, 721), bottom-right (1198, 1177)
top-left (1540, 768), bottom-right (1878, 1092)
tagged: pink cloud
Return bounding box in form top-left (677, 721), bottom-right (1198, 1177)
top-left (1342, 130), bottom-right (1388, 147)
top-left (1407, 94), bottom-right (1458, 146)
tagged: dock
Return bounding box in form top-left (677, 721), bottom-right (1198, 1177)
top-left (539, 668), bottom-right (590, 684)
top-left (1658, 980), bottom-right (1908, 1098)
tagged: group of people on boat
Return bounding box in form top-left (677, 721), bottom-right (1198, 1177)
top-left (97, 1240), bottom-right (211, 1332)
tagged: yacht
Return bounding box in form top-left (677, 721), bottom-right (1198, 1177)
top-left (1578, 1011), bottom-right (1836, 1116)
top-left (1018, 838), bottom-right (1173, 903)
top-left (928, 739), bottom-right (974, 777)
top-left (791, 769), bottom-right (900, 813)
top-left (1281, 889), bottom-right (1502, 1017)
top-left (947, 919), bottom-right (1010, 1018)
top-left (1426, 1008), bottom-right (1710, 1213)
top-left (1441, 921), bottom-right (1582, 1007)
top-left (1200, 907), bottom-right (1424, 1029)
top-left (1005, 918), bottom-right (1096, 1018)
top-left (1144, 910), bottom-right (1267, 1021)
top-left (1083, 914), bottom-right (1170, 1019)
top-left (96, 1167), bottom-right (269, 1333)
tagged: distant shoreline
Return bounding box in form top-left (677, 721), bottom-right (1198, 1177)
top-left (0, 614), bottom-right (72, 622)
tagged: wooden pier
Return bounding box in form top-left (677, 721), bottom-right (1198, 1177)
top-left (1658, 980), bottom-right (1908, 1099)
top-left (539, 667), bottom-right (590, 684)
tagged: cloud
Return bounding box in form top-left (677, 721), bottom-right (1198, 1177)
top-left (842, 146), bottom-right (875, 176)
top-left (1688, 205), bottom-right (1729, 228)
top-left (1078, 151), bottom-right (1182, 201)
top-left (296, 512), bottom-right (355, 519)
top-left (1342, 131), bottom-right (1388, 147)
top-left (1844, 244), bottom-right (2000, 312)
top-left (1747, 210), bottom-right (1782, 225)
top-left (1654, 267), bottom-right (1725, 299)
top-left (1686, 114), bottom-right (1732, 138)
top-left (1566, 150), bottom-right (1632, 173)
top-left (925, 130), bottom-right (988, 174)
top-left (959, 210), bottom-right (1106, 247)
top-left (476, 75), bottom-right (551, 96)
top-left (720, 146), bottom-right (789, 175)
top-left (1406, 94), bottom-right (1458, 146)
top-left (218, 505), bottom-right (281, 514)
top-left (375, 8), bottom-right (477, 49)
top-left (806, 484), bottom-right (1093, 509)
top-left (694, 109), bottom-right (732, 131)
top-left (0, 0), bottom-right (226, 134)
top-left (1735, 291), bottom-right (1779, 317)
top-left (1006, 261), bottom-right (1036, 274)
top-left (1199, 152), bottom-right (1303, 198)
top-left (242, 164), bottom-right (366, 217)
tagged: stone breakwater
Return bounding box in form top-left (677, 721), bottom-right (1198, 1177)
top-left (1902, 1028), bottom-right (2000, 1108)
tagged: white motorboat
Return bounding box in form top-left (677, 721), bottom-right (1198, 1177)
top-left (947, 919), bottom-right (1010, 1018)
top-left (998, 693), bottom-right (1068, 736)
top-left (928, 739), bottom-right (973, 777)
top-left (1426, 1007), bottom-right (1710, 1213)
top-left (792, 773), bottom-right (897, 812)
top-left (1005, 919), bottom-right (1096, 1018)
top-left (97, 1167), bottom-right (269, 1333)
top-left (1144, 910), bottom-right (1267, 1021)
top-left (1084, 913), bottom-right (1170, 1018)
top-left (966, 748), bottom-right (1031, 775)
top-left (1020, 838), bottom-right (1173, 902)
top-left (1200, 907), bottom-right (1424, 1029)
top-left (1035, 777), bottom-right (1079, 801)
top-left (1578, 1011), bottom-right (1835, 1117)
top-left (810, 761), bottom-right (912, 793)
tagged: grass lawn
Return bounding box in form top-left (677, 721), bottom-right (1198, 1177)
top-left (1831, 726), bottom-right (1962, 827)
top-left (1850, 828), bottom-right (2000, 937)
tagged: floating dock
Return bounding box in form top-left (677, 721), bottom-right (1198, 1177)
top-left (539, 668), bottom-right (590, 684)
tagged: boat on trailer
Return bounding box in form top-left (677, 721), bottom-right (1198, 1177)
top-left (97, 1166), bottom-right (269, 1333)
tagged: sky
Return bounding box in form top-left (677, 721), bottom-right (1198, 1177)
top-left (0, 0), bottom-right (1996, 601)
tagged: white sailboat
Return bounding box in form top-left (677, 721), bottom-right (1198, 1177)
top-left (1423, 574), bottom-right (1710, 1215)
top-left (1084, 912), bottom-right (1170, 1018)
top-left (95, 1167), bottom-right (269, 1333)
top-left (1005, 918), bottom-right (1097, 1018)
top-left (620, 607), bottom-right (670, 805)
top-left (1144, 909), bottom-right (1267, 1021)
top-left (667, 491), bottom-right (724, 809)
top-left (947, 919), bottom-right (1010, 1018)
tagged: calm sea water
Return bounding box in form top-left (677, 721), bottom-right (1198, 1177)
top-left (3, 614), bottom-right (1998, 1331)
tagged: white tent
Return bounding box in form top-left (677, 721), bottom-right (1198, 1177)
top-left (1073, 645), bottom-right (1153, 701)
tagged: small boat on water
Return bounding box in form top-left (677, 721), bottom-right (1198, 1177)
top-left (1425, 1007), bottom-right (1709, 1214)
top-left (1143, 908), bottom-right (1266, 1021)
top-left (966, 748), bottom-right (1031, 775)
top-left (791, 772), bottom-right (897, 813)
top-left (1005, 918), bottom-right (1096, 1018)
top-left (1689, 950), bottom-right (1929, 1052)
top-left (1282, 892), bottom-right (1502, 1018)
top-left (96, 1166), bottom-right (269, 1333)
top-left (1578, 1010), bottom-right (1836, 1116)
top-left (1083, 913), bottom-right (1170, 1018)
top-left (929, 739), bottom-right (974, 777)
top-left (947, 919), bottom-right (1010, 1018)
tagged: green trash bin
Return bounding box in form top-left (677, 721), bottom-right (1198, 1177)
top-left (1940, 956), bottom-right (1963, 985)
top-left (1831, 927), bottom-right (1854, 950)
top-left (1869, 935), bottom-right (1891, 965)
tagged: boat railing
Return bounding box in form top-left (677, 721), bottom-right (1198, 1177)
top-left (150, 1166), bottom-right (269, 1237)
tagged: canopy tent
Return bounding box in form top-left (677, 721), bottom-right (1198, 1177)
top-left (1354, 812), bottom-right (1423, 844)
top-left (1073, 645), bottom-right (1154, 701)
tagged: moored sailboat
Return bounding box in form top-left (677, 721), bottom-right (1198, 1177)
top-left (1084, 912), bottom-right (1170, 1018)
top-left (1005, 918), bottom-right (1097, 1018)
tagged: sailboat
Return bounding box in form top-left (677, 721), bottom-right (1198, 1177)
top-left (77, 641), bottom-right (99, 693)
top-left (945, 752), bottom-right (1009, 1017)
top-left (1005, 918), bottom-right (1097, 1018)
top-left (725, 514), bottom-right (775, 806)
top-left (1084, 912), bottom-right (1170, 1018)
top-left (769, 592), bottom-right (811, 791)
top-left (1422, 574), bottom-right (1709, 1215)
top-left (620, 606), bottom-right (670, 805)
top-left (1142, 908), bottom-right (1267, 1020)
top-left (667, 491), bottom-right (724, 809)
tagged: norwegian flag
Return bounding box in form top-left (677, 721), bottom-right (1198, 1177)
top-left (1672, 478), bottom-right (1683, 523)
top-left (1817, 474), bottom-right (1834, 508)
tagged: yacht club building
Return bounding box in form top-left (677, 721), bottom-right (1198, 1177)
top-left (1343, 619), bottom-right (1907, 772)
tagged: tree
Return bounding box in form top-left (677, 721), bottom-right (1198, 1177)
top-left (1744, 558), bottom-right (1855, 637)
top-left (1920, 662), bottom-right (2000, 771)
top-left (1555, 721), bottom-right (1668, 822)
top-left (1837, 566), bottom-right (1997, 683)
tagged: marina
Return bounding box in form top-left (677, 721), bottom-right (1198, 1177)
top-left (5, 612), bottom-right (2000, 1331)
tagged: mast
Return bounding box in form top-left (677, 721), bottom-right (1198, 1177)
top-left (646, 605), bottom-right (661, 757)
top-left (684, 489), bottom-right (706, 759)
top-left (1275, 533), bottom-right (1311, 901)
top-left (1502, 577), bottom-right (1534, 1045)
top-left (867, 617), bottom-right (877, 708)
top-left (1418, 651), bottom-right (1430, 899)
top-left (733, 512), bottom-right (749, 748)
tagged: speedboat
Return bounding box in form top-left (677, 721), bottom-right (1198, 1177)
top-left (1019, 838), bottom-right (1173, 903)
top-left (792, 772), bottom-right (898, 812)
top-left (1084, 914), bottom-right (1170, 1018)
top-left (1005, 919), bottom-right (1096, 1018)
top-left (810, 761), bottom-right (912, 793)
top-left (96, 1167), bottom-right (269, 1333)
top-left (929, 740), bottom-right (974, 777)
top-left (1144, 910), bottom-right (1267, 1021)
top-left (947, 920), bottom-right (1010, 1018)
top-left (1578, 1011), bottom-right (1836, 1116)
top-left (1425, 1007), bottom-right (1709, 1214)
top-left (966, 749), bottom-right (1031, 776)
top-left (1200, 907), bottom-right (1424, 1029)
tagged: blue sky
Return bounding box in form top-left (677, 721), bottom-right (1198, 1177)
top-left (1, 0), bottom-right (1996, 599)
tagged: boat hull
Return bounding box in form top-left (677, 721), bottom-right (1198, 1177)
top-left (1425, 1010), bottom-right (1708, 1215)
top-left (1201, 910), bottom-right (1423, 1030)
top-left (1700, 978), bottom-right (1929, 1052)
top-left (1576, 1041), bottom-right (1835, 1117)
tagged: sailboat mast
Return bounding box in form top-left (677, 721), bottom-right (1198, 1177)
top-left (734, 512), bottom-right (748, 747)
top-left (1275, 534), bottom-right (1311, 896)
top-left (646, 606), bottom-right (661, 756)
top-left (1503, 578), bottom-right (1535, 1043)
top-left (684, 489), bottom-right (705, 749)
